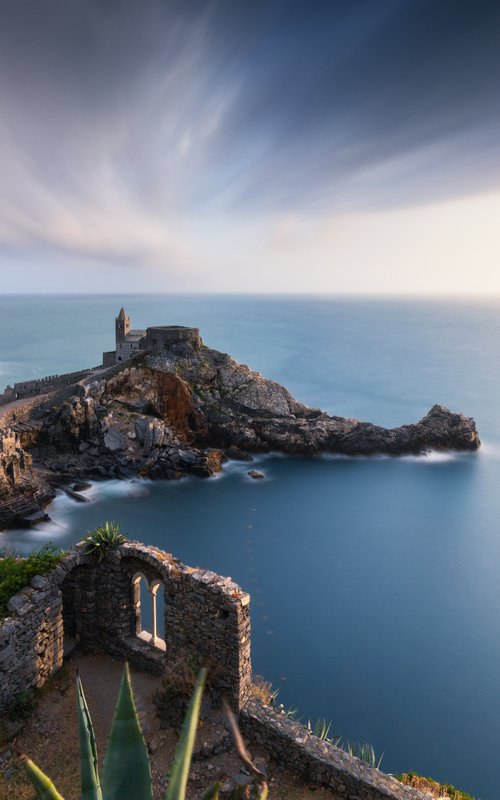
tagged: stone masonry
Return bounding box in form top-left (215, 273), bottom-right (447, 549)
top-left (0, 540), bottom-right (252, 713)
top-left (0, 539), bottom-right (433, 799)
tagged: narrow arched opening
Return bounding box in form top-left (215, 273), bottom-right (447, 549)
top-left (132, 572), bottom-right (166, 651)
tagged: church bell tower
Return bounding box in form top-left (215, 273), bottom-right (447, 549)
top-left (115, 307), bottom-right (130, 344)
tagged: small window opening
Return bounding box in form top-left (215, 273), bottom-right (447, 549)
top-left (132, 573), bottom-right (166, 650)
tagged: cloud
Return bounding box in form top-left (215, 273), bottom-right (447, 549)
top-left (0, 0), bottom-right (499, 291)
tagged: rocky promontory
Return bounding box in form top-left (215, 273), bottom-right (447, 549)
top-left (0, 339), bottom-right (480, 530)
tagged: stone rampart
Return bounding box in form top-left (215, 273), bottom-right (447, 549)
top-left (0, 367), bottom-right (101, 403)
top-left (145, 326), bottom-right (201, 353)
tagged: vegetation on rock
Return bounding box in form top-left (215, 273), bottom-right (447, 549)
top-left (397, 772), bottom-right (476, 800)
top-left (0, 544), bottom-right (62, 619)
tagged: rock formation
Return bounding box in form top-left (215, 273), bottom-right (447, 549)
top-left (0, 339), bottom-right (480, 529)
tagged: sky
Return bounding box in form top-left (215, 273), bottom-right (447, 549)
top-left (0, 0), bottom-right (499, 295)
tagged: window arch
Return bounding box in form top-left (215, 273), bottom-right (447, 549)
top-left (132, 572), bottom-right (165, 650)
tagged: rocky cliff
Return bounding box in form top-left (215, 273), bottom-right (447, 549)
top-left (0, 340), bottom-right (480, 528)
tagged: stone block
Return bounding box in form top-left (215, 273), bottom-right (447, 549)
top-left (7, 593), bottom-right (31, 616)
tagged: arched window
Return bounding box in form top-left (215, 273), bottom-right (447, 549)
top-left (132, 573), bottom-right (166, 650)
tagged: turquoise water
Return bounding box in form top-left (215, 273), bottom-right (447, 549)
top-left (2, 294), bottom-right (500, 798)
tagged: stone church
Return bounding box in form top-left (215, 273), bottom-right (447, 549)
top-left (103, 308), bottom-right (201, 366)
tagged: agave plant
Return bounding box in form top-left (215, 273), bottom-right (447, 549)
top-left (346, 741), bottom-right (384, 770)
top-left (19, 664), bottom-right (268, 800)
top-left (82, 522), bottom-right (126, 562)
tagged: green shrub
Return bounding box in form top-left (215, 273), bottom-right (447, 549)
top-left (0, 544), bottom-right (62, 619)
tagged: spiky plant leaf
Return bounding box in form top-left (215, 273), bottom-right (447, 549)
top-left (102, 663), bottom-right (153, 800)
top-left (165, 668), bottom-right (206, 800)
top-left (20, 755), bottom-right (65, 800)
top-left (76, 674), bottom-right (103, 800)
top-left (222, 699), bottom-right (265, 779)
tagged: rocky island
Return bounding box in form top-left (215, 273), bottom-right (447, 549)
top-left (0, 309), bottom-right (480, 530)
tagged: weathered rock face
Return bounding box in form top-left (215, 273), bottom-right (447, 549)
top-left (149, 347), bottom-right (480, 457)
top-left (0, 343), bottom-right (480, 528)
top-left (0, 428), bottom-right (33, 490)
top-left (0, 427), bottom-right (54, 530)
top-left (152, 371), bottom-right (207, 441)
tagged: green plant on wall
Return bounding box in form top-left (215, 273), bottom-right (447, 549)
top-left (18, 665), bottom-right (268, 800)
top-left (0, 544), bottom-right (62, 619)
top-left (82, 522), bottom-right (126, 562)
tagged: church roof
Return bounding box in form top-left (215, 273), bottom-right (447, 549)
top-left (117, 307), bottom-right (127, 320)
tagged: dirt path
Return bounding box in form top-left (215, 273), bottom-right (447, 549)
top-left (0, 651), bottom-right (339, 800)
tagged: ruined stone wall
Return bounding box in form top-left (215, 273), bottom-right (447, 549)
top-left (0, 540), bottom-right (430, 798)
top-left (0, 573), bottom-right (63, 711)
top-left (0, 541), bottom-right (251, 712)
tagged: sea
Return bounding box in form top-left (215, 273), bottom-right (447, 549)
top-left (1, 293), bottom-right (500, 799)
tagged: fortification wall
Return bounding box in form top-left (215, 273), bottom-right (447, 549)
top-left (0, 367), bottom-right (101, 403)
top-left (145, 326), bottom-right (201, 353)
top-left (0, 354), bottom-right (147, 428)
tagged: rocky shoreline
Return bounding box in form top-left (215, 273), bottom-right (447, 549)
top-left (0, 339), bottom-right (480, 531)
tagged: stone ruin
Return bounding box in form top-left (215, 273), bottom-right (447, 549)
top-left (0, 539), bottom-right (429, 800)
top-left (0, 541), bottom-right (251, 712)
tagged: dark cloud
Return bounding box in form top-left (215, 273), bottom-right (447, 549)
top-left (0, 0), bottom-right (499, 272)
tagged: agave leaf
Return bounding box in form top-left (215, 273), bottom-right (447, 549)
top-left (21, 755), bottom-right (65, 800)
top-left (76, 674), bottom-right (103, 800)
top-left (200, 782), bottom-right (220, 800)
top-left (102, 663), bottom-right (153, 800)
top-left (165, 668), bottom-right (206, 800)
top-left (222, 699), bottom-right (265, 778)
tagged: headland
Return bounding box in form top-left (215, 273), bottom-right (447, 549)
top-left (0, 308), bottom-right (480, 531)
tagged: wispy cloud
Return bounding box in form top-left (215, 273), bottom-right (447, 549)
top-left (0, 0), bottom-right (499, 291)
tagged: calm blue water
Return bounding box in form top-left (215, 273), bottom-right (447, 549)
top-left (2, 294), bottom-right (500, 799)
